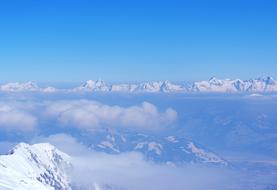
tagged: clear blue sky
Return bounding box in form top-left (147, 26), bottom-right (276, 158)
top-left (0, 0), bottom-right (276, 82)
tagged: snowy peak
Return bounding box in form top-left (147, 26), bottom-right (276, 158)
top-left (77, 79), bottom-right (111, 91)
top-left (0, 77), bottom-right (277, 93)
top-left (192, 76), bottom-right (277, 93)
top-left (0, 143), bottom-right (71, 190)
top-left (76, 80), bottom-right (185, 93)
top-left (135, 81), bottom-right (164, 92)
top-left (9, 142), bottom-right (71, 165)
top-left (208, 77), bottom-right (222, 85)
top-left (76, 77), bottom-right (277, 93)
top-left (82, 79), bottom-right (107, 89)
top-left (160, 81), bottom-right (184, 92)
top-left (133, 81), bottom-right (184, 93)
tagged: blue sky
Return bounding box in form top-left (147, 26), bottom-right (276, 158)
top-left (0, 0), bottom-right (276, 82)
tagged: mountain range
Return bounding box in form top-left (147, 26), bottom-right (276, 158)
top-left (1, 77), bottom-right (277, 93)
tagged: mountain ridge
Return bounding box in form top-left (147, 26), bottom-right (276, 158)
top-left (1, 77), bottom-right (277, 93)
top-left (0, 143), bottom-right (71, 190)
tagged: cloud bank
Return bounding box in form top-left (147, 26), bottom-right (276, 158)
top-left (44, 100), bottom-right (177, 131)
top-left (34, 134), bottom-right (235, 190)
top-left (0, 102), bottom-right (37, 132)
top-left (0, 99), bottom-right (177, 133)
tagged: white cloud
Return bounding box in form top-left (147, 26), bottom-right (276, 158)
top-left (33, 134), bottom-right (89, 155)
top-left (0, 99), bottom-right (177, 133)
top-left (0, 102), bottom-right (37, 132)
top-left (44, 100), bottom-right (177, 131)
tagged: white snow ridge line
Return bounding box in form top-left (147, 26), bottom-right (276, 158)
top-left (1, 76), bottom-right (277, 93)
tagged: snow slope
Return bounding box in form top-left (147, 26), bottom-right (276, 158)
top-left (0, 143), bottom-right (71, 190)
top-left (0, 143), bottom-right (125, 190)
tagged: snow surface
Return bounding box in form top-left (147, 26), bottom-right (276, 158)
top-left (0, 143), bottom-right (126, 190)
top-left (0, 143), bottom-right (71, 190)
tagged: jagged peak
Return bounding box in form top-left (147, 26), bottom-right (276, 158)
top-left (208, 77), bottom-right (223, 85)
top-left (1, 142), bottom-right (71, 190)
top-left (82, 79), bottom-right (108, 88)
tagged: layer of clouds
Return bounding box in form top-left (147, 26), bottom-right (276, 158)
top-left (0, 102), bottom-right (37, 132)
top-left (44, 100), bottom-right (177, 131)
top-left (34, 134), bottom-right (277, 190)
top-left (0, 99), bottom-right (177, 132)
top-left (72, 153), bottom-right (230, 190)
top-left (33, 133), bottom-right (89, 155)
top-left (34, 134), bottom-right (237, 190)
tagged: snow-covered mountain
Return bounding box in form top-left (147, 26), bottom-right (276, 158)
top-left (134, 81), bottom-right (185, 93)
top-left (0, 143), bottom-right (71, 190)
top-left (74, 77), bottom-right (277, 93)
top-left (75, 80), bottom-right (111, 92)
top-left (1, 77), bottom-right (276, 93)
top-left (74, 80), bottom-right (185, 93)
top-left (191, 76), bottom-right (277, 93)
top-left (87, 130), bottom-right (228, 166)
top-left (0, 143), bottom-right (132, 190)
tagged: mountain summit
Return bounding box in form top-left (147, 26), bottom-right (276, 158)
top-left (0, 143), bottom-right (71, 190)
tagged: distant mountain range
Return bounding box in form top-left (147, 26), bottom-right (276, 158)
top-left (1, 76), bottom-right (277, 93)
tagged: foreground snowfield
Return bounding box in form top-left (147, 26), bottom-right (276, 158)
top-left (0, 143), bottom-right (70, 190)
